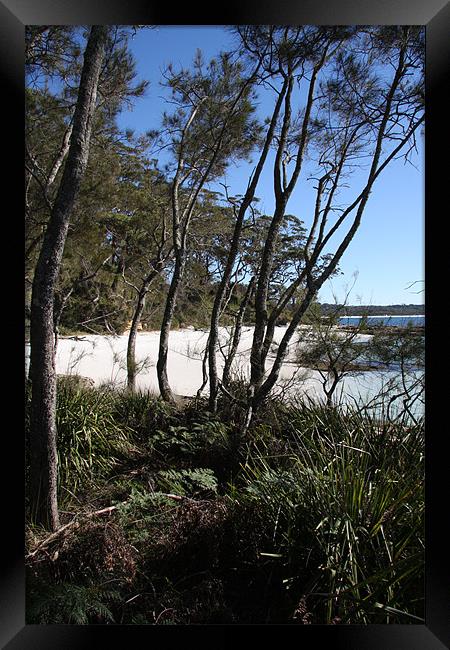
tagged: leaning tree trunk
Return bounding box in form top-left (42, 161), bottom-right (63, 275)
top-left (157, 250), bottom-right (186, 404)
top-left (155, 101), bottom-right (203, 405)
top-left (126, 288), bottom-right (147, 392)
top-left (126, 270), bottom-right (159, 391)
top-left (207, 78), bottom-right (289, 412)
top-left (222, 277), bottom-right (255, 388)
top-left (28, 26), bottom-right (108, 531)
top-left (157, 61), bottom-right (262, 406)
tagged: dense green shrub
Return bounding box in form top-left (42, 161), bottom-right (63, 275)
top-left (234, 404), bottom-right (424, 623)
top-left (54, 380), bottom-right (134, 501)
top-left (148, 417), bottom-right (236, 476)
top-left (109, 389), bottom-right (171, 442)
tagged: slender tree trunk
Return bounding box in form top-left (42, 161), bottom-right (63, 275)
top-left (28, 26), bottom-right (108, 531)
top-left (156, 87), bottom-right (232, 404)
top-left (250, 203), bottom-right (287, 388)
top-left (250, 59), bottom-right (321, 389)
top-left (207, 78), bottom-right (289, 411)
top-left (195, 335), bottom-right (210, 399)
top-left (222, 277), bottom-right (255, 388)
top-left (156, 100), bottom-right (204, 404)
top-left (157, 251), bottom-right (185, 404)
top-left (126, 288), bottom-right (147, 392)
top-left (324, 368), bottom-right (340, 407)
top-left (126, 270), bottom-right (158, 391)
top-left (47, 122), bottom-right (73, 188)
top-left (251, 288), bottom-right (317, 413)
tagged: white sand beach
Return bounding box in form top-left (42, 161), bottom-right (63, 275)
top-left (25, 326), bottom-right (407, 409)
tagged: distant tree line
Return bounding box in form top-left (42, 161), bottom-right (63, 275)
top-left (319, 303), bottom-right (425, 316)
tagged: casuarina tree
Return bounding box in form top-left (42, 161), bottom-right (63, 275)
top-left (221, 26), bottom-right (424, 429)
top-left (156, 50), bottom-right (261, 403)
top-left (28, 26), bottom-right (110, 530)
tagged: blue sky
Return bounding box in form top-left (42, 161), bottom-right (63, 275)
top-left (116, 26), bottom-right (425, 307)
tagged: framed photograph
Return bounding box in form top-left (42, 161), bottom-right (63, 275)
top-left (4, 0), bottom-right (448, 647)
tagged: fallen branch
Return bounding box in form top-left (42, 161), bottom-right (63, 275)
top-left (161, 493), bottom-right (209, 504)
top-left (26, 505), bottom-right (117, 560)
top-left (26, 493), bottom-right (210, 561)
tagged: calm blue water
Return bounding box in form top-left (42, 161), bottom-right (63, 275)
top-left (339, 315), bottom-right (425, 327)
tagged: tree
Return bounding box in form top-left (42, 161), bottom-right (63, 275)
top-left (296, 303), bottom-right (370, 407)
top-left (27, 26), bottom-right (149, 530)
top-left (368, 323), bottom-right (425, 423)
top-left (25, 30), bottom-right (82, 324)
top-left (224, 26), bottom-right (425, 426)
top-left (101, 156), bottom-right (173, 390)
top-left (205, 26), bottom-right (349, 414)
top-left (155, 50), bottom-right (261, 403)
top-left (28, 26), bottom-right (109, 531)
top-left (26, 27), bottom-right (149, 346)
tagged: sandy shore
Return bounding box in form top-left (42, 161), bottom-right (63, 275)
top-left (25, 326), bottom-right (407, 408)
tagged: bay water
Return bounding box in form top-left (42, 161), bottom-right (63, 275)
top-left (339, 315), bottom-right (425, 327)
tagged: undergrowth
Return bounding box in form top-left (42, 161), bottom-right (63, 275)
top-left (25, 377), bottom-right (424, 625)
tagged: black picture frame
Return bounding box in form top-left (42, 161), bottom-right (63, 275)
top-left (4, 0), bottom-right (449, 647)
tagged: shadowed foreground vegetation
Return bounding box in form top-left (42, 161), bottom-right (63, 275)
top-left (25, 377), bottom-right (424, 625)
